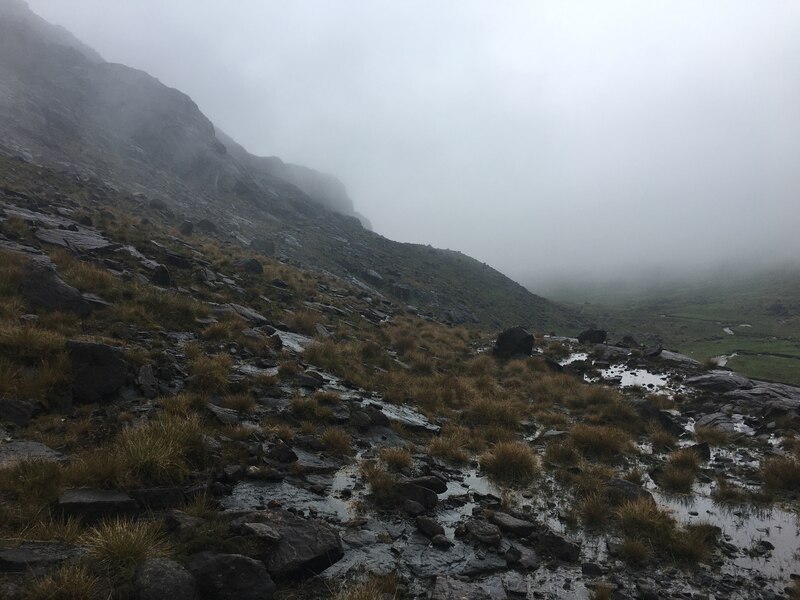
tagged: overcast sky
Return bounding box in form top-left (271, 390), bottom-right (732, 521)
top-left (28, 0), bottom-right (800, 284)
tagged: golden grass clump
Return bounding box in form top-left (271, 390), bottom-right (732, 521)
top-left (465, 397), bottom-right (522, 429)
top-left (693, 425), bottom-right (731, 446)
top-left (290, 396), bottom-right (333, 421)
top-left (480, 441), bottom-right (539, 484)
top-left (379, 446), bottom-right (413, 471)
top-left (428, 425), bottom-right (473, 463)
top-left (219, 393), bottom-right (257, 413)
top-left (82, 517), bottom-right (172, 577)
top-left (761, 455), bottom-right (800, 491)
top-left (320, 427), bottom-right (353, 456)
top-left (360, 460), bottom-right (399, 506)
top-left (615, 498), bottom-right (675, 545)
top-left (24, 564), bottom-right (107, 600)
top-left (188, 352), bottom-right (232, 393)
top-left (569, 424), bottom-right (632, 460)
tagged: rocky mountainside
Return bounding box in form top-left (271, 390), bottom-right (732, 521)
top-left (0, 0), bottom-right (581, 331)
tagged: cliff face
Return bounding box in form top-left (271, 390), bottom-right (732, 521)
top-left (0, 0), bottom-right (581, 330)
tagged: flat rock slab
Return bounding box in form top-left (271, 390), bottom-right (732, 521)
top-left (35, 227), bottom-right (117, 252)
top-left (231, 510), bottom-right (343, 577)
top-left (685, 371), bottom-right (754, 392)
top-left (431, 576), bottom-right (492, 600)
top-left (20, 262), bottom-right (93, 316)
top-left (186, 552), bottom-right (275, 600)
top-left (59, 488), bottom-right (137, 522)
top-left (0, 541), bottom-right (83, 572)
top-left (489, 512), bottom-right (535, 537)
top-left (0, 440), bottom-right (64, 466)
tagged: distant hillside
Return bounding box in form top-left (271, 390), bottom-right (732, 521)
top-left (0, 0), bottom-right (580, 330)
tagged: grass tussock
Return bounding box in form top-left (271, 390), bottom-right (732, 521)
top-left (762, 455), bottom-right (800, 491)
top-left (219, 393), bottom-right (256, 413)
top-left (82, 517), bottom-right (172, 578)
top-left (290, 396), bottom-right (333, 421)
top-left (320, 427), bottom-right (352, 456)
top-left (647, 422), bottom-right (676, 451)
top-left (615, 498), bottom-right (676, 546)
top-left (188, 352), bottom-right (232, 393)
top-left (334, 574), bottom-right (400, 600)
top-left (465, 397), bottom-right (522, 429)
top-left (24, 564), bottom-right (107, 600)
top-left (428, 425), bottom-right (473, 463)
top-left (694, 425), bottom-right (731, 446)
top-left (569, 424), bottom-right (632, 460)
top-left (360, 460), bottom-right (398, 506)
top-left (480, 441), bottom-right (538, 484)
top-left (379, 446), bottom-right (412, 471)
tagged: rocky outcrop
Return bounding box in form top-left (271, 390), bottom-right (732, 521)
top-left (58, 489), bottom-right (137, 522)
top-left (133, 558), bottom-right (196, 600)
top-left (578, 329), bottom-right (607, 344)
top-left (20, 262), bottom-right (93, 316)
top-left (67, 340), bottom-right (128, 403)
top-left (685, 371), bottom-right (754, 392)
top-left (186, 553), bottom-right (275, 600)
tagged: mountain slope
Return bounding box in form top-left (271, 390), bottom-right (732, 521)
top-left (0, 0), bottom-right (581, 331)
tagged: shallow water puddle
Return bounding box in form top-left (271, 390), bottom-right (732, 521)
top-left (599, 364), bottom-right (671, 389)
top-left (655, 491), bottom-right (800, 584)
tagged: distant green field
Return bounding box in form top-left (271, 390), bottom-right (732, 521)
top-left (547, 267), bottom-right (800, 386)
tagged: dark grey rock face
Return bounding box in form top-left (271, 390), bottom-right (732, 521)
top-left (186, 553), bottom-right (275, 600)
top-left (538, 530), bottom-right (581, 562)
top-left (235, 258), bottom-right (263, 275)
top-left (20, 262), bottom-right (92, 316)
top-left (67, 340), bottom-right (127, 403)
top-left (430, 576), bottom-right (492, 600)
top-left (489, 512), bottom-right (535, 537)
top-left (493, 326), bottom-right (534, 358)
top-left (0, 398), bottom-right (37, 426)
top-left (0, 541), bottom-right (83, 573)
top-left (152, 264), bottom-right (171, 287)
top-left (685, 371), bottom-right (754, 392)
top-left (134, 558), bottom-right (196, 600)
top-left (58, 488), bottom-right (137, 522)
top-left (0, 440), bottom-right (63, 466)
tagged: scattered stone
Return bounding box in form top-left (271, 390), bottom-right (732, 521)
top-left (403, 499), bottom-right (425, 516)
top-left (538, 530), bottom-right (581, 562)
top-left (406, 475), bottom-right (447, 494)
top-left (133, 558), bottom-right (195, 600)
top-left (152, 264), bottom-right (171, 287)
top-left (58, 488), bottom-right (137, 522)
top-left (493, 326), bottom-right (534, 358)
top-left (465, 519), bottom-right (502, 545)
top-left (196, 219), bottom-right (218, 234)
top-left (489, 512), bottom-right (535, 537)
top-left (67, 340), bottom-right (128, 404)
top-left (186, 553), bottom-right (275, 600)
top-left (179, 221), bottom-right (194, 236)
top-left (431, 534), bottom-right (453, 549)
top-left (397, 481), bottom-right (438, 509)
top-left (416, 516), bottom-right (445, 538)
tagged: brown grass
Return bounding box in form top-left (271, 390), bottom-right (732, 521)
top-left (82, 517), bottom-right (172, 578)
top-left (188, 352), bottom-right (232, 393)
top-left (320, 427), bottom-right (352, 456)
top-left (762, 455), bottom-right (800, 491)
top-left (379, 446), bottom-right (413, 471)
top-left (480, 441), bottom-right (539, 484)
top-left (569, 424), bottom-right (632, 460)
top-left (693, 425), bottom-right (731, 445)
top-left (219, 393), bottom-right (256, 413)
top-left (24, 564), bottom-right (107, 600)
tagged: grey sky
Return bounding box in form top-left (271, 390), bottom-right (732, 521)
top-left (28, 0), bottom-right (800, 284)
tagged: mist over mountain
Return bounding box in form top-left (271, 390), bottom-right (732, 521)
top-left (25, 0), bottom-right (800, 284)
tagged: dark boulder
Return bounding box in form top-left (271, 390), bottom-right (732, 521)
top-left (134, 558), bottom-right (196, 600)
top-left (0, 541), bottom-right (83, 573)
top-left (493, 327), bottom-right (534, 358)
top-left (20, 262), bottom-right (92, 316)
top-left (685, 371), bottom-right (754, 393)
top-left (179, 221), bottom-right (194, 236)
top-left (397, 481), bottom-right (438, 509)
top-left (186, 553), bottom-right (275, 600)
top-left (197, 219), bottom-right (218, 234)
top-left (416, 516), bottom-right (445, 538)
top-left (235, 258), bottom-right (263, 275)
top-left (489, 512), bottom-right (535, 537)
top-left (67, 340), bottom-right (127, 404)
top-left (465, 519), bottom-right (502, 545)
top-left (406, 475), bottom-right (447, 494)
top-left (538, 530), bottom-right (581, 562)
top-left (0, 399), bottom-right (37, 427)
top-left (152, 264), bottom-right (171, 287)
top-left (577, 329), bottom-right (606, 344)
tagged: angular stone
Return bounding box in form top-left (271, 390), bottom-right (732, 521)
top-left (397, 481), bottom-right (438, 509)
top-left (416, 516), bottom-right (445, 538)
top-left (186, 553), bottom-right (275, 600)
top-left (152, 264), bottom-right (171, 287)
top-left (489, 512), bottom-right (535, 537)
top-left (235, 258), bottom-right (263, 275)
top-left (67, 340), bottom-right (127, 404)
top-left (465, 519), bottom-right (502, 545)
top-left (0, 440), bottom-right (63, 466)
top-left (59, 488), bottom-right (137, 522)
top-left (493, 326), bottom-right (534, 358)
top-left (407, 475), bottom-right (447, 494)
top-left (134, 557), bottom-right (195, 600)
top-left (20, 262), bottom-right (92, 316)
top-left (685, 371), bottom-right (754, 392)
top-left (538, 530), bottom-right (581, 562)
top-left (577, 329), bottom-right (607, 344)
top-left (0, 399), bottom-right (37, 426)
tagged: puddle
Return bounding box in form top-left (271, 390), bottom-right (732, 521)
top-left (275, 331), bottom-right (314, 353)
top-left (357, 397), bottom-right (440, 432)
top-left (654, 491), bottom-right (800, 585)
top-left (598, 364), bottom-right (670, 389)
top-left (559, 352), bottom-right (588, 366)
top-left (723, 327), bottom-right (735, 335)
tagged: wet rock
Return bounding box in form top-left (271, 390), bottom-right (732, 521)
top-left (152, 264), bottom-right (171, 287)
top-left (0, 541), bottom-right (83, 573)
top-left (538, 530), bottom-right (581, 562)
top-left (430, 576), bottom-right (491, 600)
top-left (687, 442), bottom-right (711, 461)
top-left (233, 510), bottom-right (343, 577)
top-left (503, 572), bottom-right (529, 597)
top-left (265, 442), bottom-right (298, 464)
top-left (404, 499), bottom-right (425, 516)
top-left (493, 326), bottom-right (534, 358)
top-left (134, 557), bottom-right (196, 600)
top-left (206, 403), bottom-right (240, 426)
top-left (164, 510), bottom-right (205, 540)
top-left (685, 371), bottom-right (754, 392)
top-left (363, 269), bottom-right (383, 286)
top-left (34, 227), bottom-right (116, 252)
top-left (186, 552), bottom-right (275, 600)
top-left (465, 519), bottom-right (502, 545)
top-left (489, 512), bottom-right (535, 537)
top-left (137, 364), bottom-right (159, 399)
top-left (179, 221), bottom-right (194, 236)
top-left (407, 475), bottom-right (447, 494)
top-left (581, 562), bottom-right (605, 576)
top-left (235, 258), bottom-right (263, 275)
top-left (58, 488), bottom-right (137, 522)
top-left (397, 481), bottom-right (438, 509)
top-left (694, 412), bottom-right (738, 433)
top-left (20, 262), bottom-right (92, 316)
top-left (67, 340), bottom-right (128, 404)
top-left (0, 440), bottom-right (63, 465)
top-left (0, 399), bottom-right (37, 426)
top-left (606, 478), bottom-right (655, 506)
top-left (578, 329), bottom-right (607, 344)
top-left (432, 534), bottom-right (453, 549)
top-left (233, 522), bottom-right (282, 543)
top-left (417, 516), bottom-right (445, 538)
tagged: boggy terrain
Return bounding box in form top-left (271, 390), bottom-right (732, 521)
top-left (0, 158), bottom-right (799, 600)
